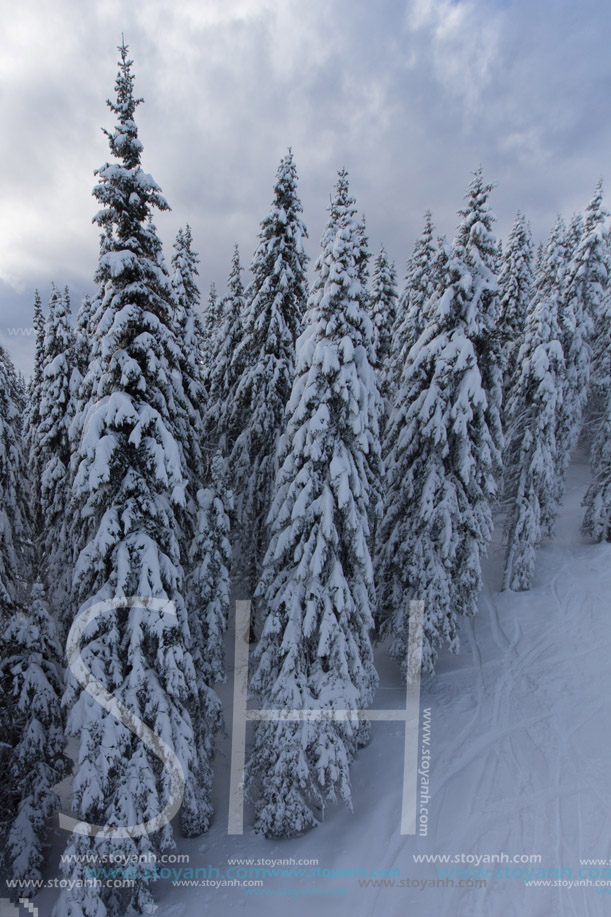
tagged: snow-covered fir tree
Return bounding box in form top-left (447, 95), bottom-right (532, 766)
top-left (433, 233), bottom-right (452, 286)
top-left (171, 225), bottom-right (200, 321)
top-left (0, 346), bottom-right (31, 829)
top-left (29, 285), bottom-right (75, 625)
top-left (56, 43), bottom-right (220, 916)
top-left (25, 291), bottom-right (45, 434)
top-left (502, 280), bottom-right (565, 590)
top-left (32, 290), bottom-right (45, 388)
top-left (495, 238), bottom-right (504, 273)
top-left (169, 223), bottom-right (206, 482)
top-left (377, 170), bottom-right (501, 674)
top-left (369, 245), bottom-right (398, 400)
top-left (355, 213), bottom-right (371, 308)
top-left (179, 453), bottom-right (232, 836)
top-left (185, 450), bottom-right (231, 712)
top-left (67, 295), bottom-right (94, 568)
top-left (228, 151), bottom-right (309, 592)
top-left (498, 211), bottom-right (534, 407)
top-left (168, 222), bottom-right (230, 838)
top-left (394, 211), bottom-right (438, 364)
top-left (455, 168), bottom-right (503, 479)
top-left (206, 281), bottom-right (218, 329)
top-left (523, 217), bottom-right (570, 512)
top-left (583, 309), bottom-right (611, 540)
top-left (581, 212), bottom-right (611, 538)
top-left (0, 350), bottom-right (65, 893)
top-left (368, 245), bottom-right (396, 558)
top-left (72, 294), bottom-right (93, 390)
top-left (1, 583), bottom-right (68, 895)
top-left (205, 245), bottom-right (246, 453)
top-left (0, 346), bottom-right (30, 620)
top-left (557, 183), bottom-right (608, 492)
top-left (171, 224), bottom-right (204, 384)
top-left (537, 217), bottom-right (569, 301)
top-left (567, 211), bottom-right (584, 261)
top-left (200, 281), bottom-right (219, 389)
top-left (246, 170), bottom-right (381, 837)
top-left (173, 225), bottom-right (203, 336)
top-left (535, 240), bottom-right (544, 275)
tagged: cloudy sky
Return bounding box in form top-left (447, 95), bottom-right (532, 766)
top-left (1, 0), bottom-right (609, 374)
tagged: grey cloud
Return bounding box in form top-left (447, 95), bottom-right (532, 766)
top-left (2, 0), bottom-right (610, 374)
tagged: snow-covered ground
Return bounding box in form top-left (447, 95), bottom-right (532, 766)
top-left (35, 452), bottom-right (611, 917)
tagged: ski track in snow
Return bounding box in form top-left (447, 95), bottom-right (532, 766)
top-left (35, 454), bottom-right (611, 917)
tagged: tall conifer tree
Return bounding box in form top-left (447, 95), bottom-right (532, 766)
top-left (1, 584), bottom-right (68, 895)
top-left (246, 171), bottom-right (381, 837)
top-left (369, 245), bottom-right (398, 400)
top-left (394, 211), bottom-right (438, 365)
top-left (30, 286), bottom-right (75, 625)
top-left (228, 151), bottom-right (309, 592)
top-left (557, 183), bottom-right (608, 486)
top-left (498, 211), bottom-right (534, 408)
top-left (502, 279), bottom-right (565, 590)
top-left (56, 43), bottom-right (219, 916)
top-left (205, 245), bottom-right (246, 454)
top-left (377, 171), bottom-right (500, 673)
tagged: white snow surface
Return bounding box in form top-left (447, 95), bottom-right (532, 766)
top-left (35, 452), bottom-right (611, 916)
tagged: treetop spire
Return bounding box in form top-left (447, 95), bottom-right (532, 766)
top-left (102, 39), bottom-right (144, 169)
